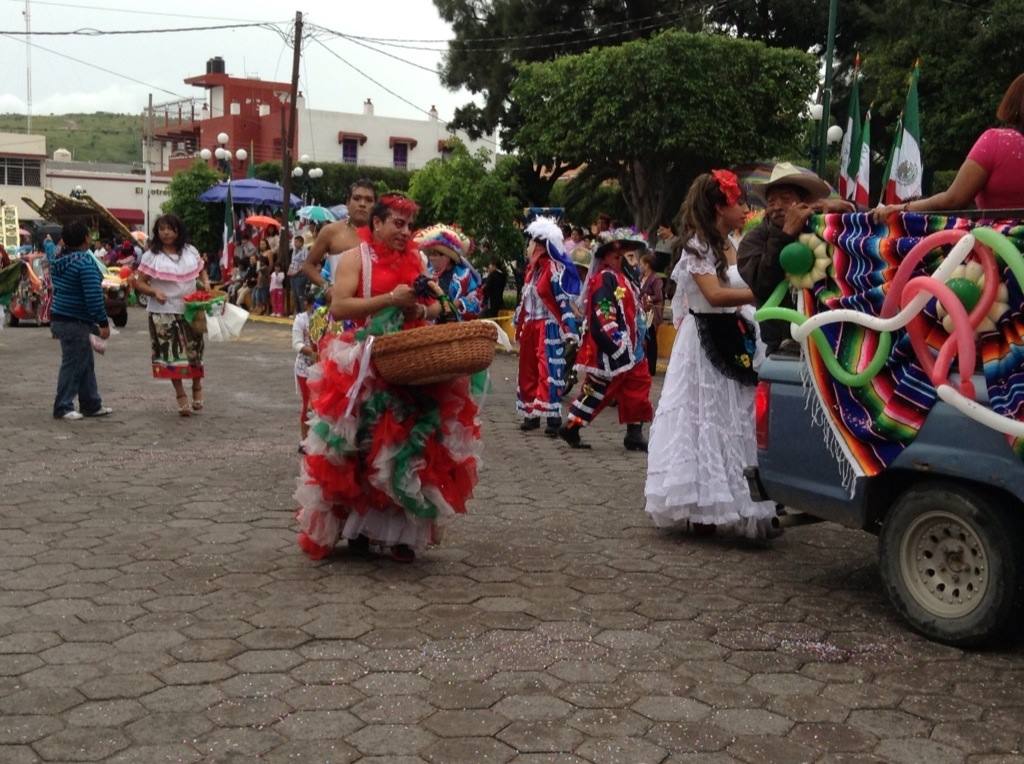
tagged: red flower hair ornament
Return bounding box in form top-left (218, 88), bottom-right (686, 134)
top-left (710, 169), bottom-right (743, 207)
top-left (380, 193), bottom-right (420, 219)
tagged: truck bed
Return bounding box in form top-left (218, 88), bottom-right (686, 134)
top-left (755, 354), bottom-right (1024, 532)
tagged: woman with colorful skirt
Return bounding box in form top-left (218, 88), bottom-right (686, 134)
top-left (294, 195), bottom-right (483, 563)
top-left (133, 214), bottom-right (210, 416)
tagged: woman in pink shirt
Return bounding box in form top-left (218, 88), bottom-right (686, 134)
top-left (874, 73), bottom-right (1024, 217)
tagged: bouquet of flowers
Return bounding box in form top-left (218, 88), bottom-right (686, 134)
top-left (182, 289), bottom-right (227, 336)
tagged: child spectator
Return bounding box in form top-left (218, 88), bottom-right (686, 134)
top-left (270, 264), bottom-right (285, 316)
top-left (291, 297), bottom-right (317, 451)
top-left (252, 244), bottom-right (271, 315)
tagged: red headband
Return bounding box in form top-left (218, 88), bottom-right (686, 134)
top-left (710, 169), bottom-right (742, 206)
top-left (380, 194), bottom-right (420, 218)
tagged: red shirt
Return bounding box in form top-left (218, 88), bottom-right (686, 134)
top-left (966, 128), bottom-right (1024, 210)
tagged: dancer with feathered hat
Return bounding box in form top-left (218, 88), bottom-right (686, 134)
top-left (559, 228), bottom-right (653, 451)
top-left (514, 217), bottom-right (582, 435)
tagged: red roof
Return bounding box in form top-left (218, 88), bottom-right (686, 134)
top-left (388, 136), bottom-right (418, 149)
top-left (107, 208), bottom-right (145, 225)
top-left (338, 131), bottom-right (368, 145)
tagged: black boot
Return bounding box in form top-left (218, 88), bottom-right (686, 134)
top-left (544, 417), bottom-right (562, 437)
top-left (558, 424), bottom-right (591, 449)
top-left (520, 418), bottom-right (540, 432)
top-left (623, 423), bottom-right (648, 452)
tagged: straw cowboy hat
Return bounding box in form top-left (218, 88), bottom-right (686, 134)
top-left (759, 162), bottom-right (831, 201)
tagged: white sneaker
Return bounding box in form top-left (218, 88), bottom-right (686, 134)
top-left (85, 407), bottom-right (113, 418)
top-left (60, 411), bottom-right (84, 420)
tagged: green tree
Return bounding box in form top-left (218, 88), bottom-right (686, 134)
top-left (407, 143), bottom-right (522, 267)
top-left (435, 0), bottom-right (702, 203)
top-left (508, 30), bottom-right (817, 234)
top-left (836, 0), bottom-right (1024, 176)
top-left (162, 160), bottom-right (223, 256)
top-left (435, 0), bottom-right (697, 138)
top-left (252, 162), bottom-right (411, 205)
top-left (548, 166), bottom-right (631, 228)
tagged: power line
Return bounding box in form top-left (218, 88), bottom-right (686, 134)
top-left (332, 7), bottom-right (693, 45)
top-left (0, 32), bottom-right (190, 99)
top-left (326, 31), bottom-right (440, 75)
top-left (1, 0), bottom-right (280, 23)
top-left (310, 37), bottom-right (498, 148)
top-left (0, 21), bottom-right (286, 36)
top-left (314, 12), bottom-right (692, 54)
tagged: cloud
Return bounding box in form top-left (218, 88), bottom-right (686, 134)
top-left (0, 85), bottom-right (149, 116)
top-left (0, 94), bottom-right (28, 112)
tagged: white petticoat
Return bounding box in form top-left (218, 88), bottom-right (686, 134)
top-left (644, 315), bottom-right (776, 538)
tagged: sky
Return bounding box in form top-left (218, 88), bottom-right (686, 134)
top-left (0, 0), bottom-right (475, 122)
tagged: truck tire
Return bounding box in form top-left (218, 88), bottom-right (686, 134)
top-left (879, 482), bottom-right (1024, 647)
top-left (7, 313), bottom-right (18, 327)
top-left (112, 311), bottom-right (128, 328)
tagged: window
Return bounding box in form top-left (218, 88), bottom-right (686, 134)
top-left (392, 142), bottom-right (409, 169)
top-left (342, 138), bottom-right (358, 165)
top-left (0, 158), bottom-right (42, 187)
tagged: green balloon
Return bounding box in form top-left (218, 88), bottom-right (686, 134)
top-left (946, 277), bottom-right (981, 313)
top-left (780, 242), bottom-right (815, 275)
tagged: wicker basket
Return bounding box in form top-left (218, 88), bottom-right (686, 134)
top-left (372, 320), bottom-right (499, 385)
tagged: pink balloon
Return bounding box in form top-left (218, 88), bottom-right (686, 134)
top-left (902, 276), bottom-right (977, 399)
top-left (881, 229), bottom-right (967, 319)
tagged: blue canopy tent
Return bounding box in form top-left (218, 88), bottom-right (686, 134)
top-left (199, 178), bottom-right (301, 208)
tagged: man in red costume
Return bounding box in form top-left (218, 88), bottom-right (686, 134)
top-left (515, 217), bottom-right (582, 435)
top-left (294, 194), bottom-right (482, 563)
top-left (559, 229), bottom-right (653, 451)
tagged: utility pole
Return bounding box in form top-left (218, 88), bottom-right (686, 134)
top-left (24, 0), bottom-right (32, 133)
top-left (815, 0), bottom-right (839, 178)
top-left (144, 93), bottom-right (153, 236)
top-left (279, 11), bottom-right (302, 269)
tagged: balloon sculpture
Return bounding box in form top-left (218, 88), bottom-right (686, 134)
top-left (756, 225), bottom-right (1024, 440)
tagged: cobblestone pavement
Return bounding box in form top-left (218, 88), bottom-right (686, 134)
top-left (2, 311), bottom-right (1024, 764)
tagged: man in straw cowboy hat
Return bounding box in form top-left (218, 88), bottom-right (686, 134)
top-left (737, 162), bottom-right (853, 354)
top-left (515, 216), bottom-right (582, 436)
top-left (559, 228), bottom-right (654, 452)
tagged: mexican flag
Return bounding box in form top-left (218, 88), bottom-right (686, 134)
top-left (221, 179), bottom-right (234, 274)
top-left (838, 56), bottom-right (862, 201)
top-left (853, 109), bottom-right (871, 207)
top-left (883, 63), bottom-right (923, 204)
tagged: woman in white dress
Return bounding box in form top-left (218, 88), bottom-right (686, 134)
top-left (645, 171), bottom-right (778, 539)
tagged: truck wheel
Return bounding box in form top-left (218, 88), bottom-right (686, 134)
top-left (7, 313), bottom-right (18, 328)
top-left (136, 293), bottom-right (148, 309)
top-left (112, 311), bottom-right (128, 328)
top-left (879, 482), bottom-right (1024, 646)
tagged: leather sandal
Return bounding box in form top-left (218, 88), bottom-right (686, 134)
top-left (176, 393), bottom-right (191, 417)
top-left (192, 386), bottom-right (204, 411)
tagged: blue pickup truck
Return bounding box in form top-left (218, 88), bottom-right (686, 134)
top-left (747, 347), bottom-right (1024, 646)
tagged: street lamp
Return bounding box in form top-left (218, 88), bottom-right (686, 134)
top-left (198, 133), bottom-right (247, 173)
top-left (826, 125), bottom-right (844, 145)
top-left (292, 165), bottom-right (323, 203)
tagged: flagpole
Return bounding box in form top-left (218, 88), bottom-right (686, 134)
top-left (815, 0), bottom-right (839, 177)
top-left (880, 112), bottom-right (902, 206)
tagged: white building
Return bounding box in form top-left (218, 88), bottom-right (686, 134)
top-left (0, 132), bottom-right (170, 228)
top-left (0, 132), bottom-right (46, 223)
top-left (298, 99), bottom-right (497, 170)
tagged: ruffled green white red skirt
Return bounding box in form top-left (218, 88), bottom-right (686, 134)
top-left (295, 329), bottom-right (482, 559)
